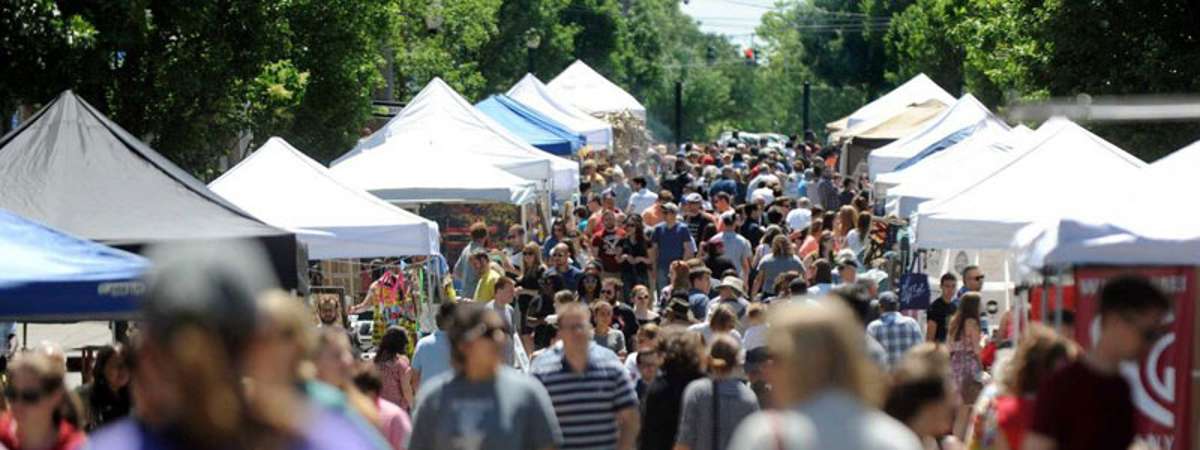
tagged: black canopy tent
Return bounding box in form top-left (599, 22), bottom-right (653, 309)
top-left (0, 91), bottom-right (305, 292)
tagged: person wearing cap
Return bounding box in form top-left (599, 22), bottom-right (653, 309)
top-left (786, 198), bottom-right (813, 233)
top-left (687, 267), bottom-right (716, 321)
top-left (664, 294), bottom-right (697, 326)
top-left (650, 202), bottom-right (696, 291)
top-left (681, 192), bottom-right (716, 243)
top-left (866, 291), bottom-right (925, 370)
top-left (708, 276), bottom-right (750, 325)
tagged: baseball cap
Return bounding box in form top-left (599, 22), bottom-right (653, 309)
top-left (879, 291), bottom-right (899, 308)
top-left (683, 192), bottom-right (703, 203)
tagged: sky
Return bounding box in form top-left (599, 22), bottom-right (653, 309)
top-left (680, 0), bottom-right (783, 48)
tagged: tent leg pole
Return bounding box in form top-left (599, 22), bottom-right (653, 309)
top-left (21, 323), bottom-right (27, 350)
top-left (1040, 270), bottom-right (1049, 326)
top-left (521, 203), bottom-right (529, 243)
top-left (1054, 266), bottom-right (1064, 333)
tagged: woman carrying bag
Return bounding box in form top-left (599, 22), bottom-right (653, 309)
top-left (674, 334), bottom-right (759, 450)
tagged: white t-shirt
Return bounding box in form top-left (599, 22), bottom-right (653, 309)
top-left (687, 323), bottom-right (742, 344)
top-left (786, 208), bottom-right (813, 232)
top-left (627, 188), bottom-right (659, 214)
top-left (742, 324), bottom-right (768, 352)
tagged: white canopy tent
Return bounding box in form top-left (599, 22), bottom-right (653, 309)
top-left (1148, 139), bottom-right (1200, 178)
top-left (210, 137), bottom-right (440, 259)
top-left (548, 60), bottom-right (647, 120)
top-left (881, 125), bottom-right (1030, 217)
top-left (330, 141), bottom-right (537, 205)
top-left (829, 73), bottom-right (956, 136)
top-left (914, 118), bottom-right (1147, 250)
top-left (508, 74), bottom-right (613, 150)
top-left (869, 94), bottom-right (1007, 178)
top-left (331, 77), bottom-right (578, 198)
top-left (1015, 139), bottom-right (1200, 268)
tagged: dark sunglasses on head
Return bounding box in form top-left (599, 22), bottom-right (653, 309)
top-left (3, 387), bottom-right (47, 404)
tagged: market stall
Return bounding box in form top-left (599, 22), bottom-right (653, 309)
top-left (331, 77), bottom-right (578, 199)
top-left (868, 94), bottom-right (1009, 178)
top-left (506, 73), bottom-right (614, 150)
top-left (210, 137), bottom-right (441, 259)
top-left (0, 208), bottom-right (149, 321)
top-left (0, 91), bottom-right (304, 291)
top-left (476, 94), bottom-right (586, 156)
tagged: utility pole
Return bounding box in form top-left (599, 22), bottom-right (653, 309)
top-left (674, 80), bottom-right (683, 150)
top-left (803, 81), bottom-right (812, 133)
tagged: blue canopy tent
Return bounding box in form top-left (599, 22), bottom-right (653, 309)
top-left (476, 94), bottom-right (586, 156)
top-left (0, 209), bottom-right (149, 321)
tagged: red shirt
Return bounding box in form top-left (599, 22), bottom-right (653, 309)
top-left (995, 395), bottom-right (1035, 450)
top-left (0, 412), bottom-right (86, 450)
top-left (1030, 360), bottom-right (1134, 450)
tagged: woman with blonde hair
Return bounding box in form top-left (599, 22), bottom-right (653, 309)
top-left (0, 351), bottom-right (86, 450)
top-left (728, 304), bottom-right (921, 450)
top-left (675, 334), bottom-right (759, 450)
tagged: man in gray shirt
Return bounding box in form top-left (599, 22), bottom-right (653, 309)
top-left (408, 302), bottom-right (561, 450)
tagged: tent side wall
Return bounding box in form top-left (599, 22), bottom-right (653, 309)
top-left (115, 233), bottom-right (305, 293)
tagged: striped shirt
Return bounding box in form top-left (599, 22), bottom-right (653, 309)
top-left (530, 344), bottom-right (638, 450)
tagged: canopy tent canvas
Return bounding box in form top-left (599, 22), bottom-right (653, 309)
top-left (548, 60), bottom-right (647, 120)
top-left (915, 118), bottom-right (1147, 250)
top-left (875, 119), bottom-right (1020, 192)
top-left (1015, 139), bottom-right (1200, 268)
top-left (210, 137), bottom-right (441, 259)
top-left (880, 126), bottom-right (1027, 217)
top-left (1148, 139), bottom-right (1200, 178)
top-left (844, 100), bottom-right (948, 141)
top-left (475, 94), bottom-right (586, 156)
top-left (869, 94), bottom-right (1008, 178)
top-left (836, 99), bottom-right (949, 176)
top-left (330, 141), bottom-right (537, 205)
top-left (506, 74), bottom-right (613, 150)
top-left (827, 73), bottom-right (956, 135)
top-left (332, 78), bottom-right (578, 198)
top-left (0, 208), bottom-right (150, 321)
top-left (0, 91), bottom-right (303, 290)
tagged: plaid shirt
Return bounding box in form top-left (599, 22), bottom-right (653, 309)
top-left (867, 311), bottom-right (925, 369)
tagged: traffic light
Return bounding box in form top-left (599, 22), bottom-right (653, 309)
top-left (743, 47), bottom-right (758, 66)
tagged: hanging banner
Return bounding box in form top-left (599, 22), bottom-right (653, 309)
top-left (1073, 266), bottom-right (1196, 450)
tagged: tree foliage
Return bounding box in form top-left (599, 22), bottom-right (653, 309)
top-left (3, 0), bottom-right (1198, 174)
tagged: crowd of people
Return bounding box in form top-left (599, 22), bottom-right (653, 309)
top-left (0, 136), bottom-right (1174, 450)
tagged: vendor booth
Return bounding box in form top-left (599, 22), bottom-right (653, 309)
top-left (0, 208), bottom-right (149, 321)
top-left (507, 74), bottom-right (613, 150)
top-left (0, 91), bottom-right (304, 291)
top-left (211, 137), bottom-right (441, 259)
top-left (475, 94), bottom-right (586, 156)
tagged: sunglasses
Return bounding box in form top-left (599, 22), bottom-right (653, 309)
top-left (972, 276), bottom-right (985, 282)
top-left (3, 387), bottom-right (47, 404)
top-left (602, 289), bottom-right (615, 295)
top-left (523, 251), bottom-right (537, 256)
